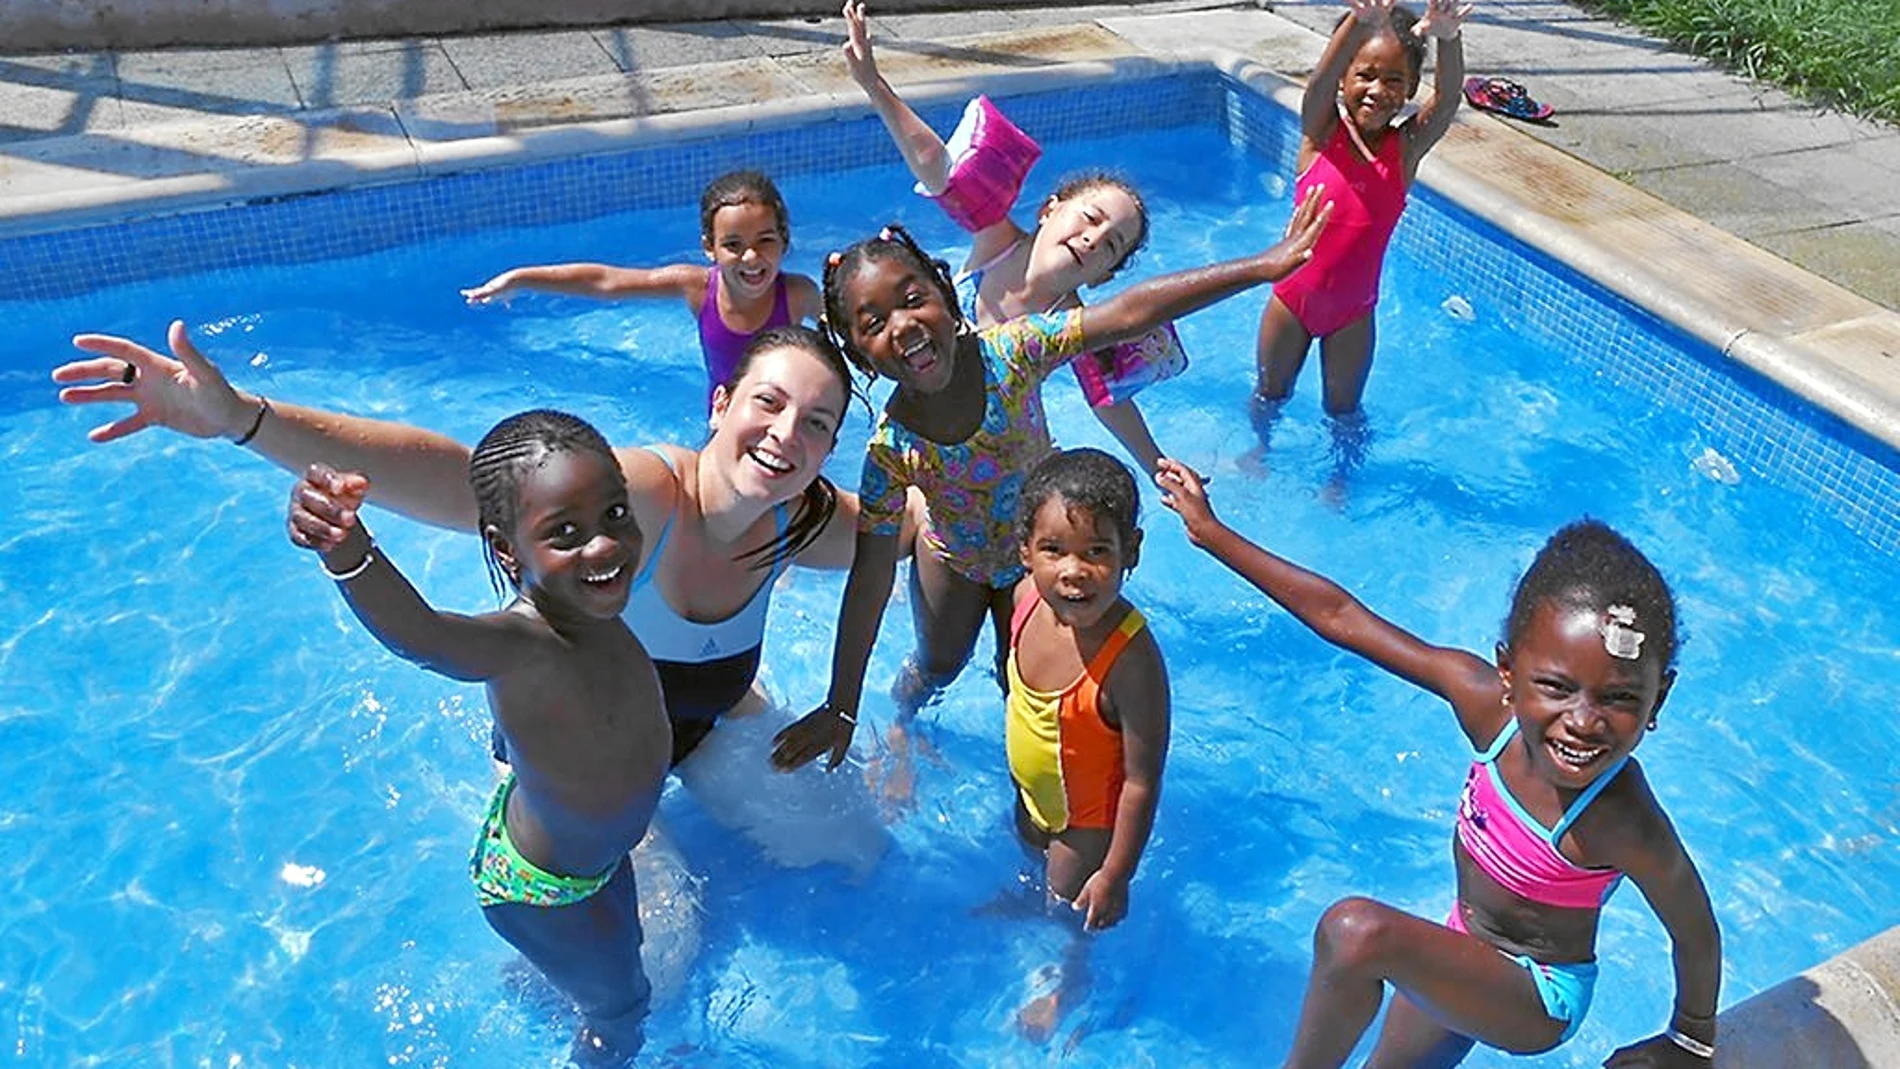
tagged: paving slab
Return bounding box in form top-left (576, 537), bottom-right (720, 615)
top-left (116, 52), bottom-right (306, 114)
top-left (1630, 161), bottom-right (1860, 236)
top-left (1754, 225), bottom-right (1900, 313)
top-left (589, 21), bottom-right (765, 72)
top-left (283, 40), bottom-right (468, 108)
top-left (0, 80), bottom-right (119, 141)
top-left (438, 31), bottom-right (621, 90)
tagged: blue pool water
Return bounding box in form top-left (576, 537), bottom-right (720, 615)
top-left (4, 110), bottom-right (1900, 1067)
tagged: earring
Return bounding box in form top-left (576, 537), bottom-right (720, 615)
top-left (1646, 717), bottom-right (1659, 732)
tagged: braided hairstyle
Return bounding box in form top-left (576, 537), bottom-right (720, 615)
top-left (699, 169), bottom-right (792, 249)
top-left (1016, 448), bottom-right (1141, 562)
top-left (819, 223), bottom-right (963, 378)
top-left (718, 325), bottom-right (854, 571)
top-left (1047, 172), bottom-right (1151, 281)
top-left (1505, 519), bottom-right (1682, 671)
top-left (467, 409), bottom-right (619, 600)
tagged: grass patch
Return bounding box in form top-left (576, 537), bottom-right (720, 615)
top-left (1580, 0), bottom-right (1900, 124)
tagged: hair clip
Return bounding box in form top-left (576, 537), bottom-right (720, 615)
top-left (1600, 604), bottom-right (1645, 660)
top-left (826, 251), bottom-right (843, 268)
top-left (878, 226), bottom-right (895, 241)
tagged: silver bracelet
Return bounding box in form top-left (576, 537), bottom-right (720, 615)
top-left (833, 706), bottom-right (857, 726)
top-left (323, 549), bottom-right (376, 582)
top-left (1665, 1027), bottom-right (1715, 1060)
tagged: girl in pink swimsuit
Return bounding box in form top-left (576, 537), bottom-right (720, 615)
top-left (1160, 460), bottom-right (1722, 1069)
top-left (462, 170), bottom-right (823, 412)
top-left (1256, 0), bottom-right (1471, 419)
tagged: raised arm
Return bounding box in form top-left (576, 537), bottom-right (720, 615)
top-left (289, 465), bottom-right (535, 682)
top-left (462, 262), bottom-right (705, 306)
top-left (1077, 190), bottom-right (1330, 352)
top-left (1157, 459), bottom-right (1497, 714)
top-left (842, 1), bottom-right (1025, 266)
top-left (1602, 774), bottom-right (1722, 1068)
top-left (57, 322), bottom-right (481, 530)
top-left (1076, 632), bottom-right (1171, 930)
top-left (1402, 0), bottom-right (1473, 176)
top-left (771, 527), bottom-right (903, 771)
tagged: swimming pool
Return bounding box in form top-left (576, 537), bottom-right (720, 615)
top-left (4, 71), bottom-right (1899, 1067)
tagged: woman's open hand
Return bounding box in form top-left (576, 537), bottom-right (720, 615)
top-left (55, 320), bottom-right (251, 443)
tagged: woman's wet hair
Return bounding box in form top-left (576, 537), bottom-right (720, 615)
top-left (1016, 447), bottom-right (1141, 560)
top-left (1048, 172), bottom-right (1151, 280)
top-left (699, 169), bottom-right (792, 248)
top-left (818, 223), bottom-right (963, 377)
top-left (719, 325), bottom-right (855, 571)
top-left (1505, 519), bottom-right (1681, 670)
top-left (468, 409), bottom-right (621, 600)
top-left (1332, 6), bottom-right (1428, 87)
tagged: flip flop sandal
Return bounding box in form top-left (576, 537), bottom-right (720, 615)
top-left (1462, 77), bottom-right (1555, 122)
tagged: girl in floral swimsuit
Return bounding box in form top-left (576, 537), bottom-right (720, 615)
top-left (768, 198), bottom-right (1330, 774)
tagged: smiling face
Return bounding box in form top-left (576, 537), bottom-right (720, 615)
top-left (1028, 183), bottom-right (1144, 294)
top-left (841, 254), bottom-right (962, 394)
top-left (1497, 600), bottom-right (1674, 790)
top-left (708, 341), bottom-right (847, 504)
top-left (492, 449), bottom-right (642, 623)
top-left (1020, 497), bottom-right (1140, 630)
top-left (1341, 32), bottom-right (1420, 136)
top-left (704, 200), bottom-right (788, 301)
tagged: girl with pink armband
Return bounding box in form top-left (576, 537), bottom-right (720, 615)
top-left (842, 0), bottom-right (1188, 479)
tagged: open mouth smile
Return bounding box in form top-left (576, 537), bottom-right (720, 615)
top-left (746, 445), bottom-right (794, 477)
top-left (1547, 735), bottom-right (1610, 773)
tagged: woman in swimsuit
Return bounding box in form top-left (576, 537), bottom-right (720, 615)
top-left (55, 320), bottom-right (899, 874)
top-left (1159, 461), bottom-right (1721, 1069)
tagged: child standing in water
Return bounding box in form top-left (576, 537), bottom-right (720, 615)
top-left (463, 170), bottom-right (823, 411)
top-left (1157, 460), bottom-right (1720, 1068)
top-left (288, 410), bottom-right (671, 1067)
top-left (768, 197), bottom-right (1326, 771)
top-left (1004, 448), bottom-right (1170, 1041)
top-left (842, 0), bottom-right (1185, 476)
top-left (1255, 0), bottom-right (1469, 421)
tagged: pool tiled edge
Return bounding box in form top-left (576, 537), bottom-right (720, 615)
top-left (1, 12), bottom-right (1895, 554)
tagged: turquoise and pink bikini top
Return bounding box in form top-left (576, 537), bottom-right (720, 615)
top-left (1455, 718), bottom-right (1629, 910)
top-left (696, 268), bottom-right (790, 410)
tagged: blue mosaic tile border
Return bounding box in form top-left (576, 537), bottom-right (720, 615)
top-left (0, 74), bottom-right (1222, 304)
top-left (1218, 78), bottom-right (1900, 556)
top-left (3, 67), bottom-right (1893, 555)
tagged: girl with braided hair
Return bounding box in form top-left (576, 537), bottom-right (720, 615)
top-left (285, 408), bottom-right (667, 1067)
top-left (769, 206), bottom-right (1329, 775)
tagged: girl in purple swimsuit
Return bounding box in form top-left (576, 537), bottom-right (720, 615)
top-left (1159, 459), bottom-right (1721, 1069)
top-left (463, 170), bottom-right (825, 411)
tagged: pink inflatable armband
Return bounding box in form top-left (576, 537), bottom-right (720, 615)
top-left (922, 96), bottom-right (1042, 233)
top-left (1071, 321), bottom-right (1189, 409)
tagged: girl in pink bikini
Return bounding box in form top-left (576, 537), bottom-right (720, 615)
top-left (462, 170), bottom-right (823, 413)
top-left (1159, 459), bottom-right (1721, 1069)
top-left (1256, 0), bottom-right (1471, 418)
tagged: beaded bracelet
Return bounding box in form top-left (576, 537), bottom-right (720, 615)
top-left (1665, 1027), bottom-right (1715, 1060)
top-left (323, 549), bottom-right (376, 582)
top-left (233, 395), bottom-right (272, 446)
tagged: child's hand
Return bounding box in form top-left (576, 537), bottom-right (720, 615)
top-left (770, 702), bottom-right (856, 772)
top-left (1259, 185), bottom-right (1332, 281)
top-left (1414, 0), bottom-right (1474, 40)
top-left (289, 462), bottom-right (371, 558)
top-left (57, 321), bottom-right (252, 443)
top-left (461, 272), bottom-right (517, 306)
top-left (1073, 870), bottom-right (1130, 930)
top-left (1602, 1033), bottom-right (1713, 1068)
top-left (1157, 458), bottom-right (1223, 545)
top-left (1344, 0), bottom-right (1398, 29)
top-left (842, 0), bottom-right (879, 88)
